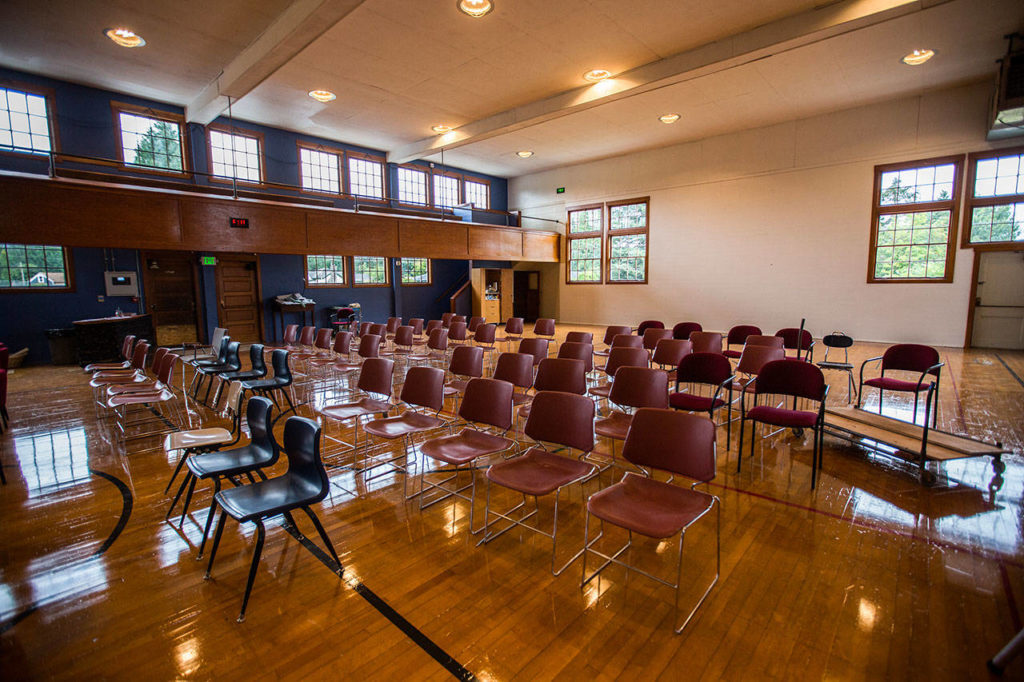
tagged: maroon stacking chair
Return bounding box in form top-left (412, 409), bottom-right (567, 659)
top-left (443, 345), bottom-right (484, 403)
top-left (331, 333), bottom-right (382, 388)
top-left (730, 344), bottom-right (786, 402)
top-left (533, 318), bottom-right (556, 352)
top-left (84, 333), bottom-right (137, 372)
top-left (496, 317), bottom-right (524, 351)
top-left (775, 328), bottom-right (815, 362)
top-left (479, 391), bottom-right (597, 575)
top-left (594, 325), bottom-right (633, 359)
top-left (409, 318), bottom-right (425, 343)
top-left (357, 321), bottom-right (373, 338)
top-left (642, 328), bottom-right (673, 353)
top-left (689, 331), bottom-right (723, 354)
top-left (451, 314), bottom-right (467, 326)
top-left (518, 338), bottom-right (550, 368)
top-left (589, 346), bottom-right (650, 401)
top-left (387, 326), bottom-right (416, 367)
top-left (582, 408), bottom-right (720, 634)
top-left (417, 377), bottom-right (515, 533)
top-left (565, 331), bottom-right (593, 344)
top-left (467, 316), bottom-right (485, 334)
top-left (385, 317), bottom-right (402, 340)
top-left (368, 323), bottom-right (387, 340)
top-left (517, 357), bottom-right (587, 426)
top-left (291, 328), bottom-right (332, 372)
top-left (724, 325), bottom-right (762, 359)
top-left (473, 323), bottom-right (498, 360)
top-left (425, 319), bottom-right (444, 335)
top-left (672, 322), bottom-right (702, 340)
top-left (296, 325), bottom-right (317, 350)
top-left (448, 321), bottom-right (469, 348)
top-left (492, 352), bottom-right (534, 407)
top-left (308, 331), bottom-right (354, 382)
top-left (594, 366), bottom-right (669, 462)
top-left (857, 343), bottom-right (942, 427)
top-left (636, 320), bottom-right (664, 336)
top-left (557, 341), bottom-right (594, 375)
top-left (670, 352), bottom-right (736, 449)
top-left (441, 312), bottom-right (455, 328)
top-left (739, 359), bottom-right (829, 488)
top-left (263, 325), bottom-right (298, 352)
top-left (744, 334), bottom-right (784, 350)
top-left (652, 339), bottom-right (692, 374)
top-left (320, 357), bottom-right (395, 462)
top-left (409, 328), bottom-right (449, 367)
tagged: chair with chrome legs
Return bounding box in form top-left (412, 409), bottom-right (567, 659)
top-left (479, 391), bottom-right (597, 575)
top-left (495, 317), bottom-right (524, 352)
top-left (204, 415), bottom-right (342, 622)
top-left (594, 366), bottom-right (669, 466)
top-left (670, 352), bottom-right (735, 449)
top-left (582, 408), bottom-right (720, 634)
top-left (723, 324), bottom-right (762, 359)
top-left (857, 343), bottom-right (942, 427)
top-left (565, 331), bottom-right (593, 345)
top-left (319, 357), bottom-right (395, 468)
top-left (672, 321), bottom-right (702, 340)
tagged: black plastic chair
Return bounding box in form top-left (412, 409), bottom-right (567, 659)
top-left (816, 332), bottom-right (857, 402)
top-left (196, 341), bottom-right (241, 404)
top-left (220, 344), bottom-right (268, 383)
top-left (241, 349), bottom-right (296, 412)
top-left (204, 415), bottom-right (341, 622)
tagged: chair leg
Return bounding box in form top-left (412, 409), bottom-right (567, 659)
top-left (167, 471), bottom-right (193, 519)
top-left (238, 519), bottom-right (266, 623)
top-left (179, 473), bottom-right (199, 525)
top-left (204, 505), bottom-right (228, 578)
top-left (197, 478), bottom-right (222, 559)
top-left (300, 506), bottom-right (342, 571)
top-left (737, 416), bottom-right (745, 473)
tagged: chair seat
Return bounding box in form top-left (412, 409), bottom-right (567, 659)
top-left (495, 336), bottom-right (520, 344)
top-left (331, 360), bottom-right (363, 373)
top-left (241, 378), bottom-right (287, 391)
top-left (321, 397), bottom-right (392, 421)
top-left (486, 447), bottom-right (594, 496)
top-left (594, 410), bottom-right (633, 440)
top-left (90, 372), bottom-right (146, 388)
top-left (723, 349), bottom-right (741, 359)
top-left (817, 361), bottom-right (853, 370)
top-left (420, 428), bottom-right (513, 465)
top-left (588, 384), bottom-right (611, 398)
top-left (746, 405), bottom-right (818, 428)
top-left (85, 361), bottom-right (130, 372)
top-left (107, 380), bottom-right (164, 395)
top-left (863, 376), bottom-right (933, 393)
top-left (220, 370), bottom-right (264, 381)
top-left (512, 392), bottom-right (533, 406)
top-left (364, 411), bottom-right (446, 439)
top-left (587, 472), bottom-right (715, 539)
top-left (669, 392), bottom-right (725, 412)
top-left (444, 379), bottom-right (471, 395)
top-left (593, 349), bottom-right (611, 358)
top-left (106, 388), bottom-right (173, 407)
top-left (187, 445), bottom-right (275, 479)
top-left (215, 474), bottom-right (322, 523)
top-left (165, 427), bottom-right (233, 451)
top-left (730, 379), bottom-right (757, 394)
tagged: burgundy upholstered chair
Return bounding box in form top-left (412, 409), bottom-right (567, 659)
top-left (672, 322), bottom-right (702, 340)
top-left (670, 352), bottom-right (736, 449)
top-left (775, 328), bottom-right (815, 362)
top-left (636, 320), bottom-right (665, 336)
top-left (723, 325), bottom-right (762, 359)
top-left (857, 343), bottom-right (942, 427)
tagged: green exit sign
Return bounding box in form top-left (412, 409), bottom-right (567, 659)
top-left (556, 187), bottom-right (565, 194)
top-left (201, 256), bottom-right (217, 266)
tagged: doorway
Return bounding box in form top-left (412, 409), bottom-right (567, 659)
top-left (970, 250), bottom-right (1024, 350)
top-left (513, 270), bottom-right (540, 323)
top-left (215, 254), bottom-right (264, 343)
top-left (141, 250), bottom-right (201, 347)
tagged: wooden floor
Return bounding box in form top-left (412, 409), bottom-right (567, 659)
top-left (1, 327), bottom-right (1022, 680)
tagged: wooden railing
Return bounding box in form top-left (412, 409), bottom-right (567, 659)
top-left (450, 280), bottom-right (471, 313)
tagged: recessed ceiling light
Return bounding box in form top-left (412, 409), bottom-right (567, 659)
top-left (457, 0), bottom-right (494, 17)
top-left (308, 90), bottom-right (337, 103)
top-left (583, 69), bottom-right (612, 82)
top-left (432, 124), bottom-right (453, 134)
top-left (901, 49), bottom-right (935, 66)
top-left (659, 113), bottom-right (680, 124)
top-left (104, 28), bottom-right (145, 48)
top-left (516, 150), bottom-right (534, 158)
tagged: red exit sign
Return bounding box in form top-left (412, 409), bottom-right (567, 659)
top-left (230, 217), bottom-right (249, 228)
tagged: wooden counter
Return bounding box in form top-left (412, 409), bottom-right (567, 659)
top-left (73, 313), bottom-right (154, 365)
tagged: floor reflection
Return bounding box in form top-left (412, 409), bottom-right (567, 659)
top-left (13, 427), bottom-right (90, 497)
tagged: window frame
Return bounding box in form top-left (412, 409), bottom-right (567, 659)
top-left (111, 101), bottom-right (189, 177)
top-left (605, 196), bottom-right (650, 285)
top-left (867, 155), bottom-right (963, 284)
top-left (206, 124), bottom-right (265, 186)
top-left (0, 243), bottom-right (74, 293)
top-left (351, 255), bottom-right (390, 287)
top-left (0, 80), bottom-right (59, 159)
top-left (961, 145), bottom-right (1024, 251)
top-left (565, 203), bottom-right (605, 285)
top-left (296, 141), bottom-right (345, 197)
top-left (399, 257), bottom-right (432, 286)
top-left (463, 177), bottom-right (491, 209)
top-left (396, 164), bottom-right (431, 207)
top-left (304, 254), bottom-right (347, 288)
top-left (431, 170), bottom-right (462, 209)
top-left (346, 151), bottom-right (388, 204)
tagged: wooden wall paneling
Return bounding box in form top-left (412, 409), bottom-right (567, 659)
top-left (469, 226), bottom-right (522, 260)
top-left (470, 267), bottom-right (485, 317)
top-left (397, 219), bottom-right (469, 258)
top-left (500, 268), bottom-right (514, 322)
top-left (306, 211), bottom-right (399, 256)
top-left (179, 198), bottom-right (306, 254)
top-left (522, 230), bottom-right (560, 262)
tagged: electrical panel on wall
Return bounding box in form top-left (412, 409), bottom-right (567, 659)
top-left (104, 271), bottom-right (139, 297)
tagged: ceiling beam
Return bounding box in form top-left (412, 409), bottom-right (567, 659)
top-left (388, 0), bottom-right (935, 164)
top-left (186, 0), bottom-right (367, 125)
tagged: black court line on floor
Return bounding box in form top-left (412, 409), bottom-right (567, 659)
top-left (995, 354), bottom-right (1024, 390)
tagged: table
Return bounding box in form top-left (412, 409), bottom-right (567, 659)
top-left (73, 313), bottom-right (155, 366)
top-left (272, 301), bottom-right (315, 341)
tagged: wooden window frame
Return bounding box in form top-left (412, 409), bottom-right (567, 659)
top-left (431, 170), bottom-right (462, 209)
top-left (566, 203), bottom-right (605, 285)
top-left (605, 196), bottom-right (650, 285)
top-left (346, 151), bottom-right (388, 204)
top-left (463, 177), bottom-right (491, 209)
top-left (351, 255), bottom-right (390, 287)
top-left (206, 124), bottom-right (265, 186)
top-left (867, 155), bottom-right (963, 284)
top-left (111, 101), bottom-right (189, 177)
top-left (296, 141), bottom-right (345, 197)
top-left (961, 145), bottom-right (1024, 251)
top-left (399, 257), bottom-right (432, 286)
top-left (396, 165), bottom-right (431, 207)
top-left (0, 244), bottom-right (75, 293)
top-left (0, 79), bottom-right (59, 160)
top-left (304, 254), bottom-right (347, 288)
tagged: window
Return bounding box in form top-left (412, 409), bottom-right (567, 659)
top-left (0, 243), bottom-right (72, 291)
top-left (400, 257), bottom-right (430, 285)
top-left (348, 154), bottom-right (385, 200)
top-left (114, 103), bottom-right (185, 173)
top-left (433, 173), bottom-right (460, 209)
top-left (298, 145), bottom-right (342, 194)
top-left (963, 146), bottom-right (1024, 246)
top-left (566, 205), bottom-right (603, 283)
top-left (352, 256), bottom-right (389, 286)
top-left (607, 198), bottom-right (649, 283)
top-left (305, 255), bottom-right (346, 287)
top-left (464, 179), bottom-right (490, 209)
top-left (397, 166), bottom-right (428, 205)
top-left (0, 85), bottom-right (53, 155)
top-left (868, 156), bottom-right (962, 283)
top-left (208, 127), bottom-right (262, 183)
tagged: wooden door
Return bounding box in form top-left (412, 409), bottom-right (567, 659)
top-left (971, 251), bottom-right (1024, 350)
top-left (513, 270), bottom-right (540, 322)
top-left (215, 254), bottom-right (263, 343)
top-left (141, 251), bottom-right (200, 346)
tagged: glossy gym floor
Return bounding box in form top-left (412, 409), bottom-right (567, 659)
top-left (1, 327), bottom-right (1022, 680)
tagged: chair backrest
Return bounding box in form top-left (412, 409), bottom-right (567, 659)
top-left (358, 321), bottom-right (373, 337)
top-left (775, 328), bottom-right (813, 353)
top-left (622, 408), bottom-right (716, 482)
top-left (557, 341), bottom-right (594, 373)
top-left (820, 332), bottom-right (853, 364)
top-left (881, 343), bottom-right (941, 375)
top-left (652, 339), bottom-right (692, 367)
top-left (608, 366), bottom-right (669, 409)
top-left (504, 317), bottom-right (524, 335)
top-left (755, 359), bottom-right (826, 402)
top-left (150, 346), bottom-right (169, 370)
top-left (672, 322), bottom-right (702, 340)
top-left (246, 395), bottom-right (280, 460)
top-left (441, 312), bottom-right (455, 327)
top-left (745, 335), bottom-right (785, 350)
top-left (271, 350), bottom-right (292, 383)
top-left (448, 321), bottom-right (468, 342)
top-left (386, 317), bottom-right (401, 334)
top-left (400, 366), bottom-right (444, 411)
top-left (313, 328), bottom-right (332, 350)
top-left (518, 338), bottom-right (549, 366)
top-left (602, 325), bottom-right (633, 346)
top-left (409, 318), bottom-right (424, 335)
top-left (332, 331), bottom-right (353, 354)
top-left (358, 334), bottom-right (382, 359)
top-left (426, 319), bottom-right (443, 334)
top-left (468, 316), bottom-right (485, 332)
top-left (611, 333), bottom-right (643, 349)
top-left (357, 357), bottom-right (395, 396)
top-left (636, 320), bottom-right (664, 336)
top-left (525, 391), bottom-right (595, 453)
top-left (427, 327), bottom-right (449, 352)
top-left (210, 327), bottom-right (228, 351)
top-left (449, 345), bottom-right (484, 378)
top-left (394, 326), bottom-right (414, 348)
top-left (452, 314), bottom-right (467, 325)
top-left (459, 377), bottom-right (513, 430)
top-left (369, 323), bottom-right (387, 338)
top-left (605, 346), bottom-right (650, 378)
top-left (298, 326), bottom-right (316, 346)
top-left (155, 352), bottom-right (178, 384)
top-left (565, 331), bottom-right (593, 344)
top-left (535, 358), bottom-right (587, 394)
top-left (131, 341), bottom-right (150, 370)
top-left (677, 352), bottom-right (733, 386)
top-left (281, 416), bottom-right (330, 505)
top-left (642, 328), bottom-right (673, 351)
top-left (534, 318), bottom-right (556, 337)
top-left (214, 336), bottom-right (231, 363)
top-left (222, 380), bottom-right (245, 421)
top-left (493, 352), bottom-right (534, 390)
top-left (727, 324), bottom-right (762, 346)
top-left (120, 334), bottom-right (136, 360)
top-left (735, 345), bottom-right (785, 376)
top-left (249, 344), bottom-right (268, 376)
top-left (474, 323), bottom-right (496, 345)
top-left (280, 325), bottom-right (298, 345)
top-left (223, 341), bottom-right (241, 371)
top-left (689, 331), bottom-right (723, 354)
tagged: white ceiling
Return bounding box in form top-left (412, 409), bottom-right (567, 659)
top-left (0, 0), bottom-right (1020, 179)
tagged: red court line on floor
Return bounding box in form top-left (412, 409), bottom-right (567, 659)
top-left (707, 480), bottom-right (1023, 569)
top-left (999, 562), bottom-right (1022, 631)
top-left (944, 354), bottom-right (968, 433)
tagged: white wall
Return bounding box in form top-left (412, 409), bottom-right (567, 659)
top-left (510, 81), bottom-right (1016, 347)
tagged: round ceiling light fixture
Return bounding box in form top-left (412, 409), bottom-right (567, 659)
top-left (659, 113), bottom-right (681, 124)
top-left (104, 28), bottom-right (146, 48)
top-left (583, 69), bottom-right (612, 82)
top-left (457, 0), bottom-right (494, 18)
top-left (308, 90), bottom-right (337, 103)
top-left (516, 150), bottom-right (534, 158)
top-left (901, 49), bottom-right (935, 66)
top-left (432, 124), bottom-right (453, 134)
